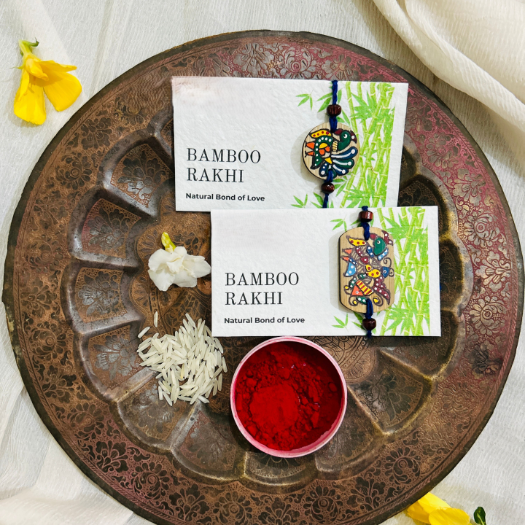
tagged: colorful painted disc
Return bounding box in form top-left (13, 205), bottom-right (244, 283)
top-left (339, 226), bottom-right (395, 313)
top-left (302, 122), bottom-right (359, 180)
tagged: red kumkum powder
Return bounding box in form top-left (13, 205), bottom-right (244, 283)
top-left (234, 341), bottom-right (343, 451)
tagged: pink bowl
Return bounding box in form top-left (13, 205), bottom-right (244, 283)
top-left (230, 336), bottom-right (347, 458)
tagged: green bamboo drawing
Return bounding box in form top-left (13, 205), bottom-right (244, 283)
top-left (294, 83), bottom-right (396, 208)
top-left (377, 208), bottom-right (429, 336)
top-left (332, 208), bottom-right (430, 336)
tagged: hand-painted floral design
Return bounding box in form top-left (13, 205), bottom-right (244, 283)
top-left (280, 49), bottom-right (317, 79)
top-left (453, 168), bottom-right (486, 205)
top-left (461, 207), bottom-right (500, 247)
top-left (92, 440), bottom-right (129, 473)
top-left (33, 190), bottom-right (68, 228)
top-left (304, 485), bottom-right (344, 523)
top-left (80, 115), bottom-right (112, 150)
top-left (25, 235), bottom-right (65, 274)
top-left (118, 149), bottom-right (166, 201)
top-left (348, 475), bottom-right (389, 512)
top-left (133, 461), bottom-right (171, 499)
top-left (78, 271), bottom-right (121, 317)
top-left (425, 134), bottom-right (458, 169)
top-left (87, 206), bottom-right (133, 253)
top-left (476, 249), bottom-right (511, 290)
top-left (213, 491), bottom-right (253, 524)
top-left (193, 53), bottom-right (231, 77)
top-left (30, 321), bottom-right (68, 360)
top-left (439, 381), bottom-right (478, 433)
top-left (405, 97), bottom-right (433, 133)
top-left (20, 278), bottom-right (57, 318)
top-left (55, 152), bottom-right (92, 190)
top-left (114, 96), bottom-right (147, 127)
top-left (469, 291), bottom-right (505, 336)
top-left (93, 333), bottom-right (137, 381)
top-left (258, 498), bottom-right (304, 525)
top-left (68, 402), bottom-right (105, 440)
top-left (41, 365), bottom-right (76, 403)
top-left (233, 43), bottom-right (276, 76)
top-left (384, 446), bottom-right (420, 484)
top-left (169, 484), bottom-right (209, 522)
top-left (322, 54), bottom-right (356, 80)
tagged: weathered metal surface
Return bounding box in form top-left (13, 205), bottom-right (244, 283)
top-left (3, 31), bottom-right (522, 525)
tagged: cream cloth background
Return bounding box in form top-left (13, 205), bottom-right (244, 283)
top-left (0, 0), bottom-right (524, 523)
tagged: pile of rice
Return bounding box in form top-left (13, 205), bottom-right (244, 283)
top-left (136, 313), bottom-right (225, 406)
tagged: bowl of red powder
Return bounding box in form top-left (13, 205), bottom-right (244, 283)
top-left (231, 336), bottom-right (347, 457)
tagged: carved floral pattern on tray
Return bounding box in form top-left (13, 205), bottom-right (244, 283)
top-left (4, 32), bottom-right (522, 525)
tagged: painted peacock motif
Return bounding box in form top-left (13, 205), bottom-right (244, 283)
top-left (304, 127), bottom-right (359, 178)
top-left (341, 229), bottom-right (395, 308)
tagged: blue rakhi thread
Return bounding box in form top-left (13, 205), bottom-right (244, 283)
top-left (329, 80), bottom-right (339, 132)
top-left (322, 80), bottom-right (338, 209)
top-left (322, 171), bottom-right (334, 208)
top-left (362, 208), bottom-right (373, 337)
top-left (360, 205), bottom-right (370, 240)
top-left (364, 298), bottom-right (374, 338)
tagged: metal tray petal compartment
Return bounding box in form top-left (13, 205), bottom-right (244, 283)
top-left (3, 31), bottom-right (522, 525)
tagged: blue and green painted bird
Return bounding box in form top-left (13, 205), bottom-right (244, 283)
top-left (305, 128), bottom-right (358, 178)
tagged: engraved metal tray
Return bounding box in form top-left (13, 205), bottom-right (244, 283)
top-left (3, 31), bottom-right (522, 525)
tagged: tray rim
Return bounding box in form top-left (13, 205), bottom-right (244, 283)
top-left (3, 29), bottom-right (523, 525)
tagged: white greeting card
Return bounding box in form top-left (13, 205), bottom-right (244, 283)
top-left (172, 78), bottom-right (408, 211)
top-left (211, 207), bottom-right (440, 337)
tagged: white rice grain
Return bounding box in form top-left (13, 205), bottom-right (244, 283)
top-left (138, 326), bottom-right (150, 339)
top-left (154, 311), bottom-right (158, 327)
top-left (137, 316), bottom-right (225, 408)
top-left (178, 396), bottom-right (192, 402)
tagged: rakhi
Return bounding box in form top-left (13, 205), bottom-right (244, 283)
top-left (339, 208), bottom-right (395, 337)
top-left (302, 80), bottom-right (359, 208)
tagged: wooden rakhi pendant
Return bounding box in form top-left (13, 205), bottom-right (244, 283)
top-left (339, 226), bottom-right (395, 314)
top-left (302, 122), bottom-right (359, 180)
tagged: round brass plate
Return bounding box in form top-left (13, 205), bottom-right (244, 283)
top-left (3, 31), bottom-right (523, 525)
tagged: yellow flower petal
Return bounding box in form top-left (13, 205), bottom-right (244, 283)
top-left (406, 493), bottom-right (450, 524)
top-left (418, 493), bottom-right (450, 514)
top-left (38, 61), bottom-right (81, 111)
top-left (429, 508), bottom-right (471, 525)
top-left (17, 67), bottom-right (30, 97)
top-left (39, 60), bottom-right (77, 74)
top-left (25, 57), bottom-right (48, 80)
top-left (14, 70), bottom-right (46, 125)
top-left (406, 502), bottom-right (432, 524)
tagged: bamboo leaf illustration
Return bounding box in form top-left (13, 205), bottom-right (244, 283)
top-left (312, 192), bottom-right (325, 208)
top-left (317, 92), bottom-right (333, 112)
top-left (297, 93), bottom-right (313, 109)
top-left (292, 194), bottom-right (308, 208)
top-left (332, 314), bottom-right (349, 328)
top-left (330, 218), bottom-right (347, 231)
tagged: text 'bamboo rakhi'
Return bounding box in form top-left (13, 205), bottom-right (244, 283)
top-left (339, 207), bottom-right (395, 337)
top-left (302, 80), bottom-right (359, 208)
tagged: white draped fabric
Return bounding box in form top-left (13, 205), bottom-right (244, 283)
top-left (0, 1), bottom-right (523, 523)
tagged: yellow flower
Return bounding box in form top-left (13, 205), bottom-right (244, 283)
top-left (14, 40), bottom-right (82, 125)
top-left (406, 493), bottom-right (470, 525)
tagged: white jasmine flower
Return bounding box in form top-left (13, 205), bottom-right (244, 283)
top-left (148, 233), bottom-right (210, 291)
